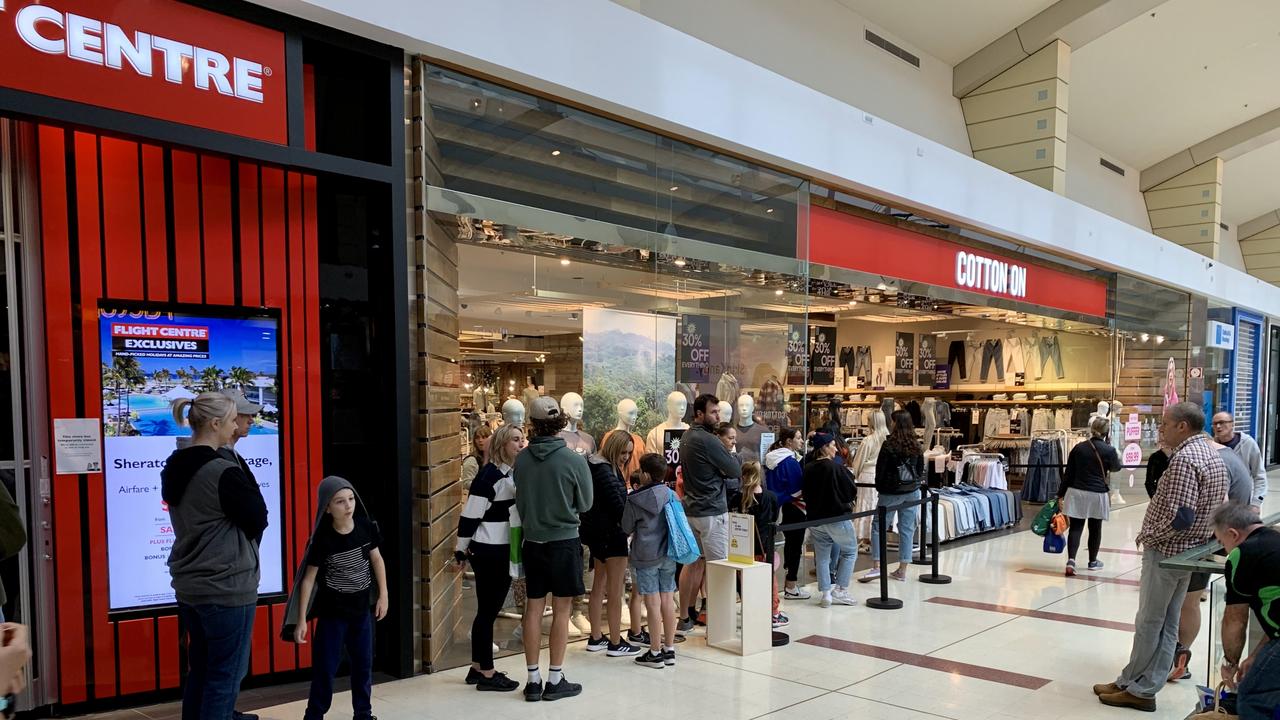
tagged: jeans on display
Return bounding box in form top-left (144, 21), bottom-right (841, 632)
top-left (179, 602), bottom-right (255, 720)
top-left (809, 520), bottom-right (857, 592)
top-left (980, 339), bottom-right (1004, 382)
top-left (854, 346), bottom-right (872, 377)
top-left (1003, 337), bottom-right (1025, 376)
top-left (1038, 335), bottom-right (1065, 379)
top-left (1021, 439), bottom-right (1062, 502)
top-left (946, 340), bottom-right (966, 380)
top-left (1236, 638), bottom-right (1280, 720)
top-left (869, 490), bottom-right (921, 566)
top-left (1115, 548), bottom-right (1191, 699)
top-left (469, 551), bottom-right (512, 670)
top-left (305, 613), bottom-right (374, 720)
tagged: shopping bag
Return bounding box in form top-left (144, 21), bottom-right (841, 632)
top-left (1031, 498), bottom-right (1059, 537)
top-left (664, 495), bottom-right (702, 565)
top-left (1042, 532), bottom-right (1065, 554)
top-left (1050, 511), bottom-right (1069, 536)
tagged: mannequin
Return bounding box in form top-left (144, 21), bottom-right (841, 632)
top-left (557, 391), bottom-right (595, 455)
top-left (645, 391), bottom-right (689, 454)
top-left (718, 400), bottom-right (734, 425)
top-left (501, 398), bottom-right (525, 427)
top-left (1108, 400), bottom-right (1126, 506)
top-left (473, 386), bottom-right (495, 414)
top-left (734, 393), bottom-right (766, 463)
top-left (602, 398), bottom-right (645, 483)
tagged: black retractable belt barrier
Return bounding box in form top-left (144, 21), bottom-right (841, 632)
top-left (912, 485), bottom-right (932, 566)
top-left (864, 504), bottom-right (903, 610)
top-left (918, 489), bottom-right (951, 585)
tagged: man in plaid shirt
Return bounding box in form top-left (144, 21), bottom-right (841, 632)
top-left (1094, 401), bottom-right (1227, 713)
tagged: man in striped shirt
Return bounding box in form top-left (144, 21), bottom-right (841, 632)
top-left (1094, 401), bottom-right (1227, 712)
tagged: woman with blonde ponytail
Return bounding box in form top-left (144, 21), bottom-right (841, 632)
top-left (162, 392), bottom-right (267, 719)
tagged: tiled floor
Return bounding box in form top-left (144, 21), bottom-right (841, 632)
top-left (81, 488), bottom-right (1280, 720)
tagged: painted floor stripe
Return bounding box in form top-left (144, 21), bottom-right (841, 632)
top-left (1017, 568), bottom-right (1143, 586)
top-left (925, 596), bottom-right (1135, 631)
top-left (798, 635), bottom-right (1052, 690)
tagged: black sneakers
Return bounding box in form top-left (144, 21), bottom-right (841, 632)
top-left (541, 676), bottom-right (583, 701)
top-left (465, 667), bottom-right (484, 685)
top-left (606, 640), bottom-right (641, 657)
top-left (585, 635), bottom-right (609, 652)
top-left (634, 650), bottom-right (665, 669)
top-left (627, 629), bottom-right (651, 645)
top-left (523, 681), bottom-right (543, 702)
top-left (663, 648), bottom-right (675, 666)
top-left (476, 671), bottom-right (519, 692)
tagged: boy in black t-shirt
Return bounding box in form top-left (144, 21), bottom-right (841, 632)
top-left (290, 478), bottom-right (388, 720)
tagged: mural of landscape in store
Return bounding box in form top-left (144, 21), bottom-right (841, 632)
top-left (581, 308), bottom-right (676, 439)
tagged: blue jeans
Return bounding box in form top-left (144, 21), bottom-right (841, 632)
top-left (178, 602), bottom-right (255, 720)
top-left (809, 520), bottom-right (857, 592)
top-left (305, 613), bottom-right (374, 720)
top-left (870, 490), bottom-right (921, 566)
top-left (1237, 638), bottom-right (1280, 720)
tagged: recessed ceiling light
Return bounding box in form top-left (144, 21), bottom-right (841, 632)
top-left (1156, 335), bottom-right (1165, 344)
top-left (674, 258), bottom-right (687, 267)
top-left (775, 289), bottom-right (784, 296)
top-left (551, 149), bottom-right (561, 156)
top-left (766, 208), bottom-right (774, 213)
top-left (560, 258), bottom-right (570, 266)
top-left (848, 300), bottom-right (857, 306)
top-left (670, 186), bottom-right (679, 192)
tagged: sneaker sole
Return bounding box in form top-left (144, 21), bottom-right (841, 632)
top-left (585, 645), bottom-right (608, 653)
top-left (524, 694), bottom-right (542, 703)
top-left (607, 650), bottom-right (641, 657)
top-left (635, 661), bottom-right (665, 670)
top-left (542, 689), bottom-right (583, 701)
top-left (477, 683), bottom-right (520, 692)
top-left (857, 575), bottom-right (879, 584)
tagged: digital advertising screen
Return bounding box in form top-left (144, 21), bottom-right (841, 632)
top-left (98, 304), bottom-right (285, 612)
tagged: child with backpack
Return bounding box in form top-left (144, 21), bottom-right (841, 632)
top-left (282, 476), bottom-right (388, 720)
top-left (621, 453), bottom-right (679, 669)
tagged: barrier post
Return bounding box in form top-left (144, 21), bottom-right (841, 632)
top-left (918, 490), bottom-right (952, 585)
top-left (912, 485), bottom-right (931, 566)
top-left (865, 504), bottom-right (903, 610)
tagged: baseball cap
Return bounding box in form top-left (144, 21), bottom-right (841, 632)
top-left (811, 432), bottom-right (834, 452)
top-left (530, 395), bottom-right (562, 421)
top-left (221, 388), bottom-right (262, 416)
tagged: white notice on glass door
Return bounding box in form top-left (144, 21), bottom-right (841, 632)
top-left (54, 418), bottom-right (103, 474)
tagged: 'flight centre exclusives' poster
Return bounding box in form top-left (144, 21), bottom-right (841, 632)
top-left (99, 307), bottom-right (284, 611)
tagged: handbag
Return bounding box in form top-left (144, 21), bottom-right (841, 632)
top-left (1050, 510), bottom-right (1069, 536)
top-left (1086, 439), bottom-right (1112, 491)
top-left (1042, 532), bottom-right (1065, 554)
top-left (1194, 682), bottom-right (1237, 715)
top-left (663, 495), bottom-right (702, 565)
top-left (893, 457), bottom-right (921, 494)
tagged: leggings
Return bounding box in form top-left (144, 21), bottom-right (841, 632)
top-left (469, 551), bottom-right (512, 670)
top-left (1067, 517), bottom-right (1102, 563)
top-left (780, 502), bottom-right (806, 583)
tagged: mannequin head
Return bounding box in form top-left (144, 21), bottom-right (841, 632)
top-left (501, 399), bottom-right (525, 427)
top-left (616, 398), bottom-right (639, 429)
top-left (718, 400), bottom-right (733, 424)
top-left (1096, 401), bottom-right (1110, 418)
top-left (561, 392), bottom-right (585, 422)
top-left (665, 391), bottom-right (687, 424)
top-left (737, 394), bottom-right (755, 427)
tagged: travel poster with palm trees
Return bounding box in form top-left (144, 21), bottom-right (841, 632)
top-left (97, 308), bottom-right (284, 610)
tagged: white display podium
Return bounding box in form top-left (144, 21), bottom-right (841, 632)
top-left (705, 559), bottom-right (772, 656)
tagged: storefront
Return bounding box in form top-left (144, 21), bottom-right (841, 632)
top-left (0, 0), bottom-right (411, 712)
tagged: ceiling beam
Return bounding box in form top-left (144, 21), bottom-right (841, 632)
top-left (1240, 210), bottom-right (1280, 241)
top-left (1140, 107), bottom-right (1280, 191)
top-left (953, 0), bottom-right (1167, 97)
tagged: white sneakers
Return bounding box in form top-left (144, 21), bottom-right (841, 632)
top-left (818, 587), bottom-right (858, 607)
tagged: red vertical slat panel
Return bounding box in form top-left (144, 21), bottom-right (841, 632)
top-left (99, 137), bottom-right (144, 300)
top-left (157, 615), bottom-right (180, 690)
top-left (201, 155), bottom-right (235, 305)
top-left (170, 150), bottom-right (202, 303)
top-left (140, 144), bottom-right (168, 302)
top-left (74, 131), bottom-right (117, 699)
top-left (38, 125), bottom-right (88, 705)
top-left (238, 163), bottom-right (262, 307)
top-left (250, 605), bottom-right (271, 676)
top-left (269, 604), bottom-right (295, 673)
top-left (116, 619), bottom-right (157, 695)
top-left (298, 173), bottom-right (321, 669)
top-left (260, 167), bottom-right (288, 309)
top-left (287, 172), bottom-right (308, 587)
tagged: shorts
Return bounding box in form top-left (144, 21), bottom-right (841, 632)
top-left (1188, 571), bottom-right (1209, 593)
top-left (688, 513), bottom-right (729, 561)
top-left (585, 531), bottom-right (629, 564)
top-left (632, 558), bottom-right (678, 595)
top-left (523, 537), bottom-right (585, 599)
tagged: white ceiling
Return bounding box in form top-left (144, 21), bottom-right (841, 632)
top-left (836, 0), bottom-right (1059, 65)
top-left (1222, 140), bottom-right (1280, 228)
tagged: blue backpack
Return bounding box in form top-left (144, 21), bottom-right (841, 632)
top-left (663, 495), bottom-right (701, 565)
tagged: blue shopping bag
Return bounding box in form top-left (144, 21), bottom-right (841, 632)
top-left (1042, 531), bottom-right (1065, 554)
top-left (664, 495), bottom-right (702, 565)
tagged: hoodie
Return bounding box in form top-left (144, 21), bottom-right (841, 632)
top-left (802, 457), bottom-right (856, 522)
top-left (513, 436), bottom-right (593, 543)
top-left (162, 445), bottom-right (267, 607)
top-left (581, 456), bottom-right (627, 550)
top-left (764, 448), bottom-right (804, 503)
top-left (280, 476), bottom-right (374, 640)
top-left (621, 482), bottom-right (672, 568)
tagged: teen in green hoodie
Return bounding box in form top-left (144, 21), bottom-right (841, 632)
top-left (513, 397), bottom-right (593, 703)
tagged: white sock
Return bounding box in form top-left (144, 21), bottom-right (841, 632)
top-left (548, 666), bottom-right (563, 684)
top-left (527, 665), bottom-right (541, 684)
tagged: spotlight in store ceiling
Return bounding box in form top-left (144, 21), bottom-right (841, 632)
top-left (551, 149), bottom-right (561, 156)
top-left (766, 208), bottom-right (775, 213)
top-left (560, 258), bottom-right (571, 266)
top-left (670, 186), bottom-right (679, 192)
top-left (674, 258), bottom-right (687, 267)
top-left (1156, 335), bottom-right (1165, 344)
top-left (578, 336), bottom-right (584, 342)
top-left (1140, 333), bottom-right (1150, 342)
top-left (775, 289), bottom-right (784, 296)
top-left (848, 300), bottom-right (857, 306)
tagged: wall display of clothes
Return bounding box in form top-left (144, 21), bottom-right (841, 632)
top-left (942, 332), bottom-right (1068, 385)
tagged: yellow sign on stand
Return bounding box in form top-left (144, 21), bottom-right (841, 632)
top-left (727, 512), bottom-right (755, 565)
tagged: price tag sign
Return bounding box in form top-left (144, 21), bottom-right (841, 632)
top-left (727, 512), bottom-right (755, 565)
top-left (759, 432), bottom-right (775, 465)
top-left (1123, 443), bottom-right (1142, 467)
